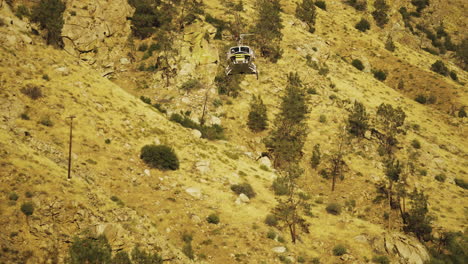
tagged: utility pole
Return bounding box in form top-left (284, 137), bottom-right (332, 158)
top-left (67, 115), bottom-right (76, 180)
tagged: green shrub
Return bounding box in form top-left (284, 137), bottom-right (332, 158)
top-left (348, 101), bottom-right (369, 137)
top-left (21, 86), bottom-right (43, 100)
top-left (415, 94), bottom-right (427, 104)
top-left (247, 95), bottom-right (268, 132)
top-left (458, 107), bottom-right (467, 118)
top-left (140, 144), bottom-right (179, 170)
top-left (411, 139), bottom-right (421, 149)
top-left (31, 0), bottom-right (66, 47)
top-left (105, 139), bottom-right (111, 144)
top-left (351, 59), bottom-right (364, 71)
top-left (110, 196), bottom-right (124, 206)
top-left (434, 174), bottom-right (446, 182)
top-left (8, 192), bottom-right (19, 201)
top-left (315, 1), bottom-right (326, 10)
top-left (21, 202), bottom-right (34, 216)
top-left (182, 243), bottom-right (194, 259)
top-left (272, 177), bottom-right (289, 196)
top-left (355, 18), bottom-right (370, 32)
top-left (385, 37), bottom-right (396, 52)
top-left (39, 116), bottom-right (53, 127)
top-left (296, 0), bottom-right (317, 33)
top-left (431, 60), bottom-right (449, 76)
top-left (230, 183), bottom-right (256, 198)
top-left (319, 114), bottom-right (326, 123)
top-left (15, 5), bottom-right (30, 19)
top-left (206, 213), bottom-right (220, 224)
top-left (138, 43), bottom-right (148, 52)
top-left (170, 113), bottom-right (199, 130)
top-left (332, 244), bottom-right (347, 256)
top-left (264, 214), bottom-right (278, 226)
top-left (373, 69), bottom-right (387, 81)
top-left (180, 79), bottom-right (202, 92)
top-left (326, 203), bottom-right (341, 215)
top-left (454, 178), bottom-right (468, 189)
top-left (68, 235), bottom-right (111, 264)
top-left (199, 124), bottom-right (225, 140)
top-left (372, 0), bottom-right (389, 28)
top-left (128, 1), bottom-right (161, 39)
top-left (267, 230), bottom-right (276, 239)
top-left (140, 96), bottom-right (151, 104)
top-left (25, 191), bottom-right (34, 198)
top-left (131, 247), bottom-right (163, 264)
top-left (42, 74), bottom-right (50, 81)
top-left (372, 255), bottom-right (390, 264)
top-left (112, 251), bottom-right (131, 264)
top-left (449, 71), bottom-right (458, 81)
top-left (310, 144), bottom-right (321, 169)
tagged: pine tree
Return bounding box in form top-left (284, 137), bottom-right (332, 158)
top-left (404, 189), bottom-right (433, 241)
top-left (254, 0), bottom-right (284, 62)
top-left (31, 0), bottom-right (66, 48)
top-left (348, 101), bottom-right (369, 137)
top-left (310, 144), bottom-right (321, 169)
top-left (265, 73), bottom-right (308, 169)
top-left (247, 95), bottom-right (268, 132)
top-left (376, 103), bottom-right (406, 155)
top-left (295, 0), bottom-right (317, 33)
top-left (272, 166), bottom-right (309, 243)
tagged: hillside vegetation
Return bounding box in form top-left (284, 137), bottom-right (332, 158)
top-left (0, 0), bottom-right (466, 263)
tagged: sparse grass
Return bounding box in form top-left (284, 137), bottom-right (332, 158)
top-left (180, 79), bottom-right (202, 92)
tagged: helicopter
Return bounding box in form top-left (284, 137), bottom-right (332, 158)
top-left (225, 34), bottom-right (259, 80)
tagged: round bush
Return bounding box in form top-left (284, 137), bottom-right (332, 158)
top-left (355, 18), bottom-right (370, 32)
top-left (8, 192), bottom-right (19, 201)
top-left (332, 244), bottom-right (347, 256)
top-left (372, 255), bottom-right (390, 264)
top-left (230, 183), bottom-right (256, 198)
top-left (326, 203), bottom-right (342, 215)
top-left (206, 213), bottom-right (220, 224)
top-left (140, 144), bottom-right (179, 170)
top-left (21, 202), bottom-right (34, 216)
top-left (264, 214), bottom-right (278, 226)
top-left (351, 59), bottom-right (364, 71)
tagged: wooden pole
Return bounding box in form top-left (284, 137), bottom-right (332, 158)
top-left (67, 115), bottom-right (76, 180)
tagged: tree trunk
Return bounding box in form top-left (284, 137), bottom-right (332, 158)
top-left (288, 223), bottom-right (296, 243)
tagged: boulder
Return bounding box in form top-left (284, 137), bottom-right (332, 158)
top-left (144, 169), bottom-right (150, 176)
top-left (259, 156), bottom-right (272, 168)
top-left (235, 193), bottom-right (250, 205)
top-left (191, 129), bottom-right (202, 138)
top-left (384, 233), bottom-right (430, 264)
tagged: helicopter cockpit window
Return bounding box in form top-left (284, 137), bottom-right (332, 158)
top-left (231, 47), bottom-right (240, 53)
top-left (240, 47), bottom-right (250, 53)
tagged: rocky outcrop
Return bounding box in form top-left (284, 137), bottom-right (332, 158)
top-left (384, 233), bottom-right (430, 264)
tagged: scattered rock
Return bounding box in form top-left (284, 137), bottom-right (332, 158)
top-left (272, 246), bottom-right (286, 253)
top-left (56, 67), bottom-right (70, 76)
top-left (185, 187), bottom-right (202, 199)
top-left (258, 156), bottom-right (271, 168)
top-left (235, 193), bottom-right (250, 205)
top-left (208, 116), bottom-right (221, 126)
top-left (195, 160), bottom-right (210, 174)
top-left (120, 58), bottom-right (130, 65)
top-left (191, 129), bottom-right (202, 138)
top-left (154, 137), bottom-right (161, 145)
top-left (364, 130), bottom-right (372, 140)
top-left (144, 169), bottom-right (150, 176)
top-left (354, 234), bottom-right (368, 243)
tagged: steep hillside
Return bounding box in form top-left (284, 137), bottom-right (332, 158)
top-left (1, 0), bottom-right (467, 263)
